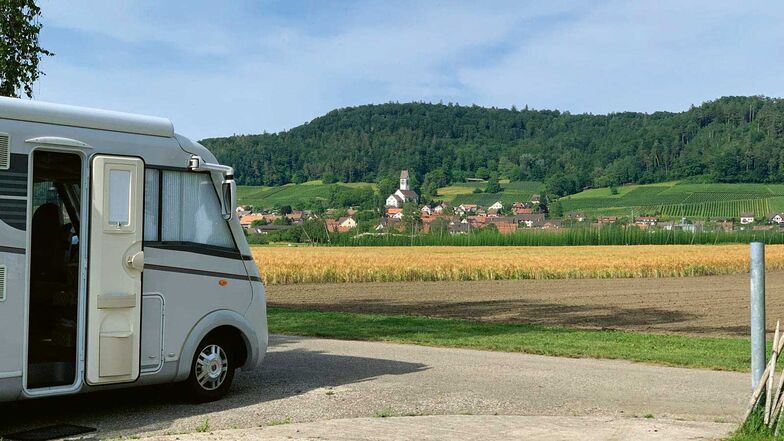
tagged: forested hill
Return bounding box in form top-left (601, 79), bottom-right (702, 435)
top-left (201, 96), bottom-right (784, 196)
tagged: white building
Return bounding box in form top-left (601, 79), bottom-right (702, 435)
top-left (385, 170), bottom-right (419, 207)
top-left (489, 201), bottom-right (504, 211)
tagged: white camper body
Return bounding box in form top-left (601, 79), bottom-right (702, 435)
top-left (0, 97), bottom-right (267, 402)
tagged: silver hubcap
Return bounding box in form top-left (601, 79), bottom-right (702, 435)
top-left (196, 344), bottom-right (228, 391)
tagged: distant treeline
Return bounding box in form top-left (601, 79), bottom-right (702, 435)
top-left (203, 96), bottom-right (784, 196)
top-left (249, 226), bottom-right (784, 247)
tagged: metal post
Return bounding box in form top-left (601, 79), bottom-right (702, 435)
top-left (751, 241), bottom-right (766, 390)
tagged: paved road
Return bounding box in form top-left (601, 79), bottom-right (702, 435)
top-left (0, 335), bottom-right (746, 439)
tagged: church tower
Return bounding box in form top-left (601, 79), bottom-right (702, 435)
top-left (400, 170), bottom-right (409, 191)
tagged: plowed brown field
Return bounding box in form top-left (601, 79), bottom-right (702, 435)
top-left (266, 272), bottom-right (784, 337)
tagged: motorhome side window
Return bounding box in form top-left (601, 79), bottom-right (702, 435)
top-left (144, 169), bottom-right (235, 250)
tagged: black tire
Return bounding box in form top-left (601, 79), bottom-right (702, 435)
top-left (185, 335), bottom-right (236, 403)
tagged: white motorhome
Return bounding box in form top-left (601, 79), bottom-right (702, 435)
top-left (0, 97), bottom-right (268, 403)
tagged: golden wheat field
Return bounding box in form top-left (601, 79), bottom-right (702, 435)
top-left (251, 244), bottom-right (784, 285)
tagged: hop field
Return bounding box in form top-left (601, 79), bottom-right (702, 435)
top-left (252, 244), bottom-right (784, 285)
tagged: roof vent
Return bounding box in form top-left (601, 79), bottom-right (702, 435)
top-left (0, 265), bottom-right (6, 301)
top-left (0, 133), bottom-right (9, 170)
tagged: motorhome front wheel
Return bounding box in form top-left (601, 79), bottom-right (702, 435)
top-left (186, 336), bottom-right (236, 403)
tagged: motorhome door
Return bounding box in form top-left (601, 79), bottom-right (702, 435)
top-left (86, 156), bottom-right (144, 385)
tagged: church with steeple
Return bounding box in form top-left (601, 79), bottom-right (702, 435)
top-left (385, 170), bottom-right (419, 207)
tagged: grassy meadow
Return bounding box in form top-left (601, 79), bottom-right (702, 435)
top-left (436, 180), bottom-right (545, 206)
top-left (252, 244), bottom-right (784, 285)
top-left (561, 181), bottom-right (784, 218)
top-left (268, 307), bottom-right (761, 372)
top-left (237, 180), bottom-right (376, 208)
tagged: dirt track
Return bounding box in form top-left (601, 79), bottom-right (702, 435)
top-left (267, 272), bottom-right (784, 337)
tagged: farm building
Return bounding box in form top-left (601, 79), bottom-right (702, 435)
top-left (769, 213), bottom-right (784, 224)
top-left (740, 212), bottom-right (755, 225)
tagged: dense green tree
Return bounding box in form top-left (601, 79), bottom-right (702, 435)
top-left (0, 0), bottom-right (52, 97)
top-left (202, 97), bottom-right (784, 191)
top-left (421, 168), bottom-right (449, 199)
top-left (550, 199), bottom-right (563, 218)
top-left (485, 177), bottom-right (502, 193)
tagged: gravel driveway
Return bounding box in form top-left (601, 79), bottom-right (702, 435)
top-left (0, 335), bottom-right (746, 440)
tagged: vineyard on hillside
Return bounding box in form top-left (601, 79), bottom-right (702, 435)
top-left (561, 183), bottom-right (784, 219)
top-left (658, 199), bottom-right (772, 218)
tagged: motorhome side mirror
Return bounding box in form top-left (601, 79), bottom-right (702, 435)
top-left (221, 179), bottom-right (236, 220)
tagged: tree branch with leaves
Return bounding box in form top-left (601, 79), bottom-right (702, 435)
top-left (0, 0), bottom-right (52, 98)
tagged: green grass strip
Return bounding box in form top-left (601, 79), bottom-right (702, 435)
top-left (268, 307), bottom-right (758, 372)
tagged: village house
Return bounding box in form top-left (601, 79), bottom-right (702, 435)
top-left (433, 202), bottom-right (449, 214)
top-left (420, 205), bottom-right (432, 215)
top-left (466, 214), bottom-right (488, 228)
top-left (248, 224), bottom-right (291, 234)
top-left (542, 220), bottom-right (562, 229)
top-left (674, 218), bottom-right (704, 233)
top-left (530, 194), bottom-right (541, 204)
top-left (740, 212), bottom-right (755, 225)
top-left (565, 212), bottom-right (586, 222)
top-left (635, 216), bottom-right (658, 227)
top-left (285, 210), bottom-right (305, 223)
top-left (239, 213), bottom-right (265, 230)
top-left (514, 207), bottom-right (534, 215)
top-left (325, 218), bottom-right (339, 232)
top-left (448, 220), bottom-right (471, 234)
top-left (489, 201), bottom-right (504, 211)
top-left (385, 207), bottom-right (404, 219)
top-left (769, 213), bottom-right (784, 224)
top-left (375, 217), bottom-right (402, 232)
top-left (326, 217), bottom-right (357, 233)
top-left (385, 170), bottom-right (419, 207)
top-left (597, 215), bottom-right (618, 225)
top-left (490, 219), bottom-right (518, 235)
top-left (515, 213), bottom-right (545, 228)
top-left (336, 217), bottom-right (357, 232)
top-left (236, 205), bottom-right (252, 217)
top-left (456, 203), bottom-right (478, 215)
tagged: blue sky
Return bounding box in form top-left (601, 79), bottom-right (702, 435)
top-left (33, 0), bottom-right (784, 140)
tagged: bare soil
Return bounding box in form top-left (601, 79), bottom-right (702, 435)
top-left (267, 272), bottom-right (784, 337)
